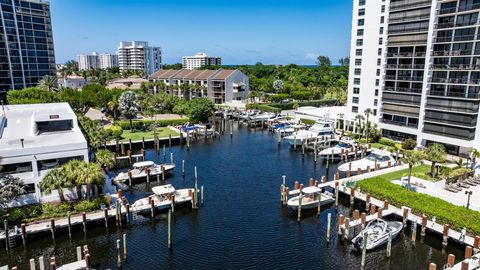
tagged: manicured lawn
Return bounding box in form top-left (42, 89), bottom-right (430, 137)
top-left (120, 128), bottom-right (179, 142)
top-left (357, 166), bottom-right (480, 234)
top-left (370, 142), bottom-right (402, 152)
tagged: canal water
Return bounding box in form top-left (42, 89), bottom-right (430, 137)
top-left (0, 123), bottom-right (463, 269)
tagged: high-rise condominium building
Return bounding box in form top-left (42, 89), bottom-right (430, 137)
top-left (77, 52), bottom-right (118, 70)
top-left (117, 41), bottom-right (162, 77)
top-left (346, 0), bottom-right (480, 155)
top-left (182, 52), bottom-right (222, 70)
top-left (0, 0), bottom-right (55, 95)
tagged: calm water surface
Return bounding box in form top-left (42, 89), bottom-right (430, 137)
top-left (0, 123), bottom-right (463, 269)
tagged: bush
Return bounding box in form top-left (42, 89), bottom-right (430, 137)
top-left (116, 118), bottom-right (189, 130)
top-left (401, 138), bottom-right (417, 150)
top-left (268, 99), bottom-right (338, 110)
top-left (379, 138), bottom-right (396, 147)
top-left (245, 104), bottom-right (281, 113)
top-left (299, 118), bottom-right (315, 125)
top-left (74, 197), bottom-right (102, 212)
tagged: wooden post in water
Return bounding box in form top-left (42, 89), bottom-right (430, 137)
top-left (104, 208), bottom-right (109, 228)
top-left (442, 224), bottom-right (450, 247)
top-left (334, 185), bottom-right (339, 208)
top-left (314, 141), bottom-right (317, 163)
top-left (82, 212), bottom-right (87, 233)
top-left (465, 245), bottom-right (472, 259)
top-left (50, 218), bottom-right (55, 240)
top-left (338, 214), bottom-right (344, 236)
top-left (344, 218), bottom-right (350, 240)
top-left (163, 144), bottom-right (166, 161)
top-left (169, 134), bottom-right (172, 148)
top-left (170, 152), bottom-right (174, 164)
top-left (126, 204), bottom-right (130, 223)
top-left (76, 246), bottom-right (82, 261)
top-left (277, 130), bottom-right (281, 145)
top-left (128, 170), bottom-right (132, 187)
top-left (194, 166), bottom-right (199, 209)
top-left (350, 188), bottom-right (355, 205)
top-left (317, 192), bottom-right (321, 216)
top-left (187, 131), bottom-right (190, 150)
top-left (21, 223), bottom-right (26, 246)
top-left (39, 256), bottom-right (45, 270)
top-left (370, 205), bottom-right (376, 215)
top-left (411, 219), bottom-right (417, 243)
top-left (123, 233), bottom-right (127, 261)
top-left (146, 167), bottom-right (150, 184)
top-left (361, 212), bottom-right (366, 228)
top-left (297, 184), bottom-right (304, 222)
top-left (386, 231), bottom-right (392, 258)
top-left (182, 160), bottom-right (185, 176)
top-left (116, 239), bottom-right (122, 268)
top-left (365, 193), bottom-right (371, 212)
top-left (421, 214), bottom-right (427, 237)
top-left (4, 219), bottom-right (10, 252)
top-left (162, 165), bottom-right (165, 182)
top-left (142, 137), bottom-right (145, 149)
top-left (150, 197), bottom-right (155, 218)
top-left (447, 254), bottom-right (455, 268)
top-left (201, 185), bottom-right (204, 205)
top-left (49, 257), bottom-right (56, 270)
top-left (284, 187), bottom-right (289, 205)
top-left (168, 209), bottom-right (173, 249)
top-left (461, 261), bottom-right (469, 270)
top-left (327, 213), bottom-right (331, 243)
top-left (403, 208), bottom-right (409, 227)
top-left (128, 139), bottom-right (132, 151)
top-left (30, 258), bottom-right (35, 270)
top-left (361, 233), bottom-right (367, 270)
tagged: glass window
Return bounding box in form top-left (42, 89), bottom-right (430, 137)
top-left (353, 97), bottom-right (359, 104)
top-left (353, 87), bottom-right (360, 94)
top-left (358, 19), bottom-right (365, 26)
top-left (356, 49), bottom-right (363, 56)
top-left (354, 68), bottom-right (361, 75)
top-left (357, 29), bottom-right (364, 36)
top-left (356, 39), bottom-right (363, 46)
top-left (358, 8), bottom-right (365, 16)
top-left (352, 106), bottom-right (359, 113)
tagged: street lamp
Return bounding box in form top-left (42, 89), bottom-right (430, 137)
top-left (465, 190), bottom-right (473, 209)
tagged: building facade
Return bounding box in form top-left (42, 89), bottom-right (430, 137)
top-left (117, 41), bottom-right (162, 77)
top-left (77, 52), bottom-right (118, 70)
top-left (0, 0), bottom-right (56, 96)
top-left (347, 0), bottom-right (480, 155)
top-left (0, 103), bottom-right (89, 206)
top-left (182, 52), bottom-right (222, 70)
top-left (149, 69), bottom-right (249, 103)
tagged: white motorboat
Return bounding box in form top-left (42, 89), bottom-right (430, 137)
top-left (351, 218), bottom-right (402, 250)
top-left (287, 186), bottom-right (335, 211)
top-left (318, 139), bottom-right (357, 160)
top-left (113, 161), bottom-right (175, 184)
top-left (274, 123), bottom-right (305, 136)
top-left (337, 149), bottom-right (395, 172)
top-left (250, 112), bottom-right (275, 122)
top-left (283, 120), bottom-right (335, 146)
top-left (131, 184), bottom-right (194, 214)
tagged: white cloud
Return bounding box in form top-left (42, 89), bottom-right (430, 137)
top-left (305, 52), bottom-right (319, 61)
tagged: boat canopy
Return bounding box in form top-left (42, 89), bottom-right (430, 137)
top-left (302, 186), bottom-right (322, 194)
top-left (133, 161), bottom-right (155, 168)
top-left (152, 184), bottom-right (176, 195)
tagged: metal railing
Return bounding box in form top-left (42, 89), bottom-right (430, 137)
top-left (388, 14), bottom-right (430, 23)
top-left (427, 90), bottom-right (480, 98)
top-left (390, 0), bottom-right (431, 11)
top-left (380, 118), bottom-right (419, 128)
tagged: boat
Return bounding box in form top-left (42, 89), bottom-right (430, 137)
top-left (113, 161), bottom-right (175, 184)
top-left (351, 218), bottom-right (402, 250)
top-left (274, 123), bottom-right (305, 136)
top-left (318, 139), bottom-right (357, 160)
top-left (131, 184), bottom-right (194, 214)
top-left (283, 120), bottom-right (335, 146)
top-left (249, 112), bottom-right (276, 122)
top-left (337, 149), bottom-right (396, 172)
top-left (287, 186), bottom-right (335, 211)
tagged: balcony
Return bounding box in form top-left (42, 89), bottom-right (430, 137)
top-left (388, 27), bottom-right (429, 35)
top-left (390, 1), bottom-right (431, 11)
top-left (385, 64), bottom-right (425, 69)
top-left (432, 50), bottom-right (472, 56)
top-left (431, 64), bottom-right (480, 70)
top-left (437, 6), bottom-right (457, 15)
top-left (380, 118), bottom-right (419, 128)
top-left (427, 90), bottom-right (480, 99)
top-left (385, 52), bottom-right (426, 57)
top-left (397, 76), bottom-right (424, 81)
top-left (423, 124), bottom-right (475, 140)
top-left (458, 3), bottom-right (480, 12)
top-left (388, 14), bottom-right (431, 24)
top-left (435, 22), bottom-right (455, 29)
top-left (424, 116), bottom-right (477, 128)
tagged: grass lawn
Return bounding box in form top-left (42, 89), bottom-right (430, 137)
top-left (356, 166), bottom-right (480, 234)
top-left (120, 127), bottom-right (179, 142)
top-left (370, 142), bottom-right (403, 152)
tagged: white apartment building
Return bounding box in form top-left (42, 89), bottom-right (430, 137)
top-left (182, 52), bottom-right (222, 70)
top-left (0, 103), bottom-right (89, 206)
top-left (77, 52), bottom-right (118, 70)
top-left (149, 69), bottom-right (249, 104)
top-left (118, 41), bottom-right (162, 77)
top-left (347, 0), bottom-right (480, 156)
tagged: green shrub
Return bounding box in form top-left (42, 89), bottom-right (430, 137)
top-left (74, 197), bottom-right (102, 212)
top-left (401, 138), bottom-right (417, 150)
top-left (116, 118), bottom-right (189, 130)
top-left (245, 104), bottom-right (281, 113)
top-left (379, 138), bottom-right (396, 147)
top-left (268, 99), bottom-right (338, 110)
top-left (299, 118), bottom-right (315, 125)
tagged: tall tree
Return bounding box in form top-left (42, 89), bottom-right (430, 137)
top-left (38, 75), bottom-right (59, 92)
top-left (338, 57), bottom-right (350, 66)
top-left (425, 143), bottom-right (446, 179)
top-left (40, 167), bottom-right (70, 202)
top-left (316, 55), bottom-right (332, 68)
top-left (364, 108), bottom-right (372, 143)
top-left (118, 91), bottom-right (139, 132)
top-left (0, 175), bottom-right (26, 208)
top-left (400, 150), bottom-right (426, 187)
top-left (469, 148), bottom-right (480, 170)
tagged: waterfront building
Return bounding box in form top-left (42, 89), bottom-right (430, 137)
top-left (78, 52), bottom-right (118, 70)
top-left (346, 0), bottom-right (480, 155)
top-left (149, 69), bottom-right (249, 104)
top-left (0, 103), bottom-right (89, 207)
top-left (117, 41), bottom-right (162, 77)
top-left (106, 76), bottom-right (148, 90)
top-left (182, 52), bottom-right (222, 70)
top-left (0, 0), bottom-right (56, 96)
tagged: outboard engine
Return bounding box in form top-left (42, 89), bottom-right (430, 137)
top-left (352, 234), bottom-right (364, 249)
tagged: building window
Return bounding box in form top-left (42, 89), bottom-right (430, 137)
top-left (354, 78), bottom-right (361, 85)
top-left (359, 0), bottom-right (366, 6)
top-left (377, 59), bottom-right (381, 65)
top-left (356, 49), bottom-right (363, 56)
top-left (355, 59), bottom-right (362, 65)
top-left (358, 19), bottom-right (365, 26)
top-left (375, 89), bottom-right (379, 96)
top-left (353, 87), bottom-right (360, 94)
top-left (374, 99), bottom-right (378, 106)
top-left (379, 37), bottom-right (383, 45)
top-left (376, 69), bottom-right (380, 76)
top-left (378, 48), bottom-right (382, 56)
top-left (380, 16), bottom-right (384, 23)
top-left (358, 8), bottom-right (365, 16)
top-left (357, 29), bottom-right (364, 36)
top-left (373, 109), bottom-right (377, 116)
top-left (352, 106), bottom-right (359, 113)
top-left (380, 27), bottom-right (384, 34)
top-left (353, 97), bottom-right (359, 104)
top-left (375, 79), bottom-right (379, 86)
top-left (355, 68), bottom-right (362, 75)
top-left (381, 5), bottom-right (385, 13)
top-left (356, 39), bottom-right (363, 46)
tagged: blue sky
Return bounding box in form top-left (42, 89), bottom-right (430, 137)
top-left (51, 0), bottom-right (353, 65)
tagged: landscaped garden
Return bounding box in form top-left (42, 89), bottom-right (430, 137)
top-left (119, 127), bottom-right (179, 142)
top-left (356, 166), bottom-right (480, 234)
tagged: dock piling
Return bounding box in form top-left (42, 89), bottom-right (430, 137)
top-left (447, 254), bottom-right (455, 268)
top-left (443, 224), bottom-right (450, 247)
top-left (403, 208), bottom-right (409, 227)
top-left (21, 223), bottom-right (26, 246)
top-left (168, 209), bottom-right (173, 249)
top-left (361, 212), bottom-right (366, 228)
top-left (365, 193), bottom-right (371, 211)
top-left (344, 218), bottom-right (350, 240)
top-left (387, 231), bottom-right (392, 258)
top-left (4, 219), bottom-right (9, 252)
top-left (429, 263), bottom-right (436, 270)
top-left (297, 184), bottom-right (303, 222)
top-left (76, 246), bottom-right (82, 261)
top-left (104, 208), bottom-right (109, 228)
top-left (39, 257), bottom-right (45, 270)
top-left (49, 257), bottom-right (56, 270)
top-left (465, 245), bottom-right (472, 259)
top-left (411, 219), bottom-right (417, 243)
top-left (50, 218), bottom-right (55, 240)
top-left (67, 211), bottom-right (72, 238)
top-left (123, 233), bottom-right (127, 261)
top-left (327, 213), bottom-right (331, 243)
top-left (338, 214), bottom-right (344, 235)
top-left (117, 239), bottom-right (122, 268)
top-left (82, 212), bottom-right (87, 232)
top-left (421, 215), bottom-right (427, 237)
top-left (150, 197), bottom-right (155, 218)
top-left (334, 185), bottom-right (339, 208)
top-left (182, 160), bottom-right (185, 176)
top-left (29, 259), bottom-right (35, 270)
top-left (201, 185), bottom-right (204, 205)
top-left (361, 234), bottom-right (367, 270)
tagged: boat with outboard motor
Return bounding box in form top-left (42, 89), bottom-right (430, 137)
top-left (351, 218), bottom-right (402, 250)
top-left (337, 149), bottom-right (396, 172)
top-left (131, 184), bottom-right (194, 214)
top-left (318, 139), bottom-right (357, 160)
top-left (283, 120), bottom-right (335, 146)
top-left (113, 161), bottom-right (175, 184)
top-left (287, 186), bottom-right (335, 211)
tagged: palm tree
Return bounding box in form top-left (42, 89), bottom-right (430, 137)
top-left (400, 150), bottom-right (426, 187)
top-left (364, 108), bottom-right (372, 143)
top-left (40, 167), bottom-right (70, 202)
top-left (425, 143), bottom-right (446, 179)
top-left (354, 114), bottom-right (365, 138)
top-left (82, 163), bottom-right (105, 199)
top-left (469, 148), bottom-right (480, 170)
top-left (454, 158), bottom-right (464, 169)
top-left (107, 100), bottom-right (119, 121)
top-left (96, 149), bottom-right (116, 171)
top-left (38, 75), bottom-right (58, 92)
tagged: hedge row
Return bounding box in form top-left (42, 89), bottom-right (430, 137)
top-left (299, 118), bottom-right (315, 125)
top-left (268, 99), bottom-right (338, 110)
top-left (245, 104), bottom-right (281, 113)
top-left (379, 138), bottom-right (396, 147)
top-left (115, 118), bottom-right (189, 130)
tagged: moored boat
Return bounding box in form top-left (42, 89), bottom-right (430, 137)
top-left (351, 218), bottom-right (402, 250)
top-left (337, 149), bottom-right (395, 172)
top-left (287, 186), bottom-right (335, 211)
top-left (113, 161), bottom-right (175, 184)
